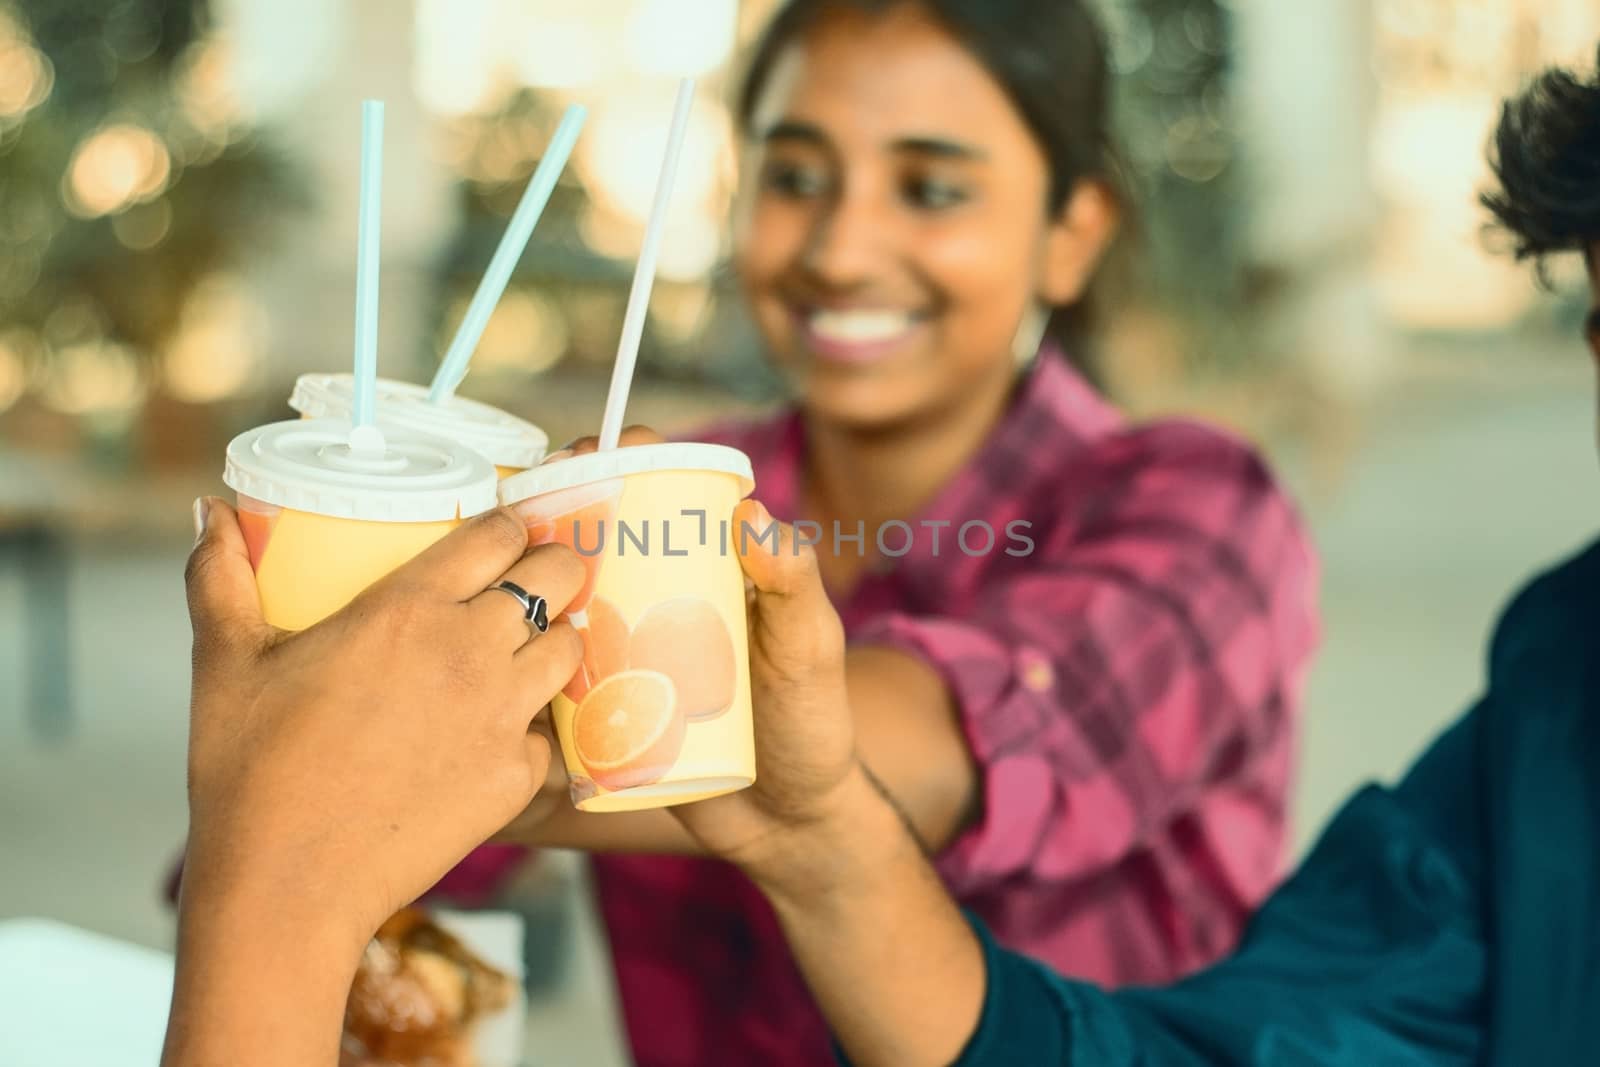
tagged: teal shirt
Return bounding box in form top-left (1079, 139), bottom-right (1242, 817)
top-left (920, 542), bottom-right (1599, 1065)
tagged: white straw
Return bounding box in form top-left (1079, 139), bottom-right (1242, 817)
top-left (428, 104), bottom-right (588, 403)
top-left (597, 78), bottom-right (695, 451)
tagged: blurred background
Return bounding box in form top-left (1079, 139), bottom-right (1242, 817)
top-left (2, 0), bottom-right (1599, 1062)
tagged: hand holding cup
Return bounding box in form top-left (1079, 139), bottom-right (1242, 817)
top-left (182, 499), bottom-right (585, 943)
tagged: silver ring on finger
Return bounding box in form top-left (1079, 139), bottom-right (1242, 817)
top-left (489, 580), bottom-right (550, 633)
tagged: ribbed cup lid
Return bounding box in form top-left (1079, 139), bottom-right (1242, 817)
top-left (289, 373), bottom-right (549, 469)
top-left (224, 417), bottom-right (500, 522)
top-left (498, 442), bottom-right (755, 504)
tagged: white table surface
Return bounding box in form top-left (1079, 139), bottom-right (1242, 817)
top-left (0, 914), bottom-right (527, 1067)
top-left (0, 918), bottom-right (175, 1067)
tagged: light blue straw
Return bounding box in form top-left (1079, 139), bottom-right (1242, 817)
top-left (351, 99), bottom-right (385, 435)
top-left (428, 103), bottom-right (588, 403)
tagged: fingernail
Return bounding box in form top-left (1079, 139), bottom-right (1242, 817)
top-left (192, 497), bottom-right (209, 544)
top-left (541, 448), bottom-right (574, 466)
top-left (751, 499), bottom-right (772, 527)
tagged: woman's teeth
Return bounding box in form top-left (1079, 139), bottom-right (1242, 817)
top-left (807, 309), bottom-right (916, 344)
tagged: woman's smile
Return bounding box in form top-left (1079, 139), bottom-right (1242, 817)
top-left (789, 304), bottom-right (934, 366)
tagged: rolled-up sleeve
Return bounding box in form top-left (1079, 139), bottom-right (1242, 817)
top-left (857, 424), bottom-right (1318, 897)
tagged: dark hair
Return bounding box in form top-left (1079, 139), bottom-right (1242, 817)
top-left (1482, 48), bottom-right (1600, 275)
top-left (735, 0), bottom-right (1123, 367)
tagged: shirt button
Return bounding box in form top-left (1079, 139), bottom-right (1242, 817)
top-left (1019, 648), bottom-right (1054, 692)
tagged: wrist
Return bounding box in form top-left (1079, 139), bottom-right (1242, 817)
top-left (177, 874), bottom-right (372, 976)
top-left (740, 761), bottom-right (922, 907)
top-left (165, 859), bottom-right (373, 1067)
top-left (178, 833), bottom-right (375, 968)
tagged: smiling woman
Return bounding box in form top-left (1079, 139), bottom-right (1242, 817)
top-left (461, 3), bottom-right (1320, 1065)
top-left (733, 0), bottom-right (1120, 429)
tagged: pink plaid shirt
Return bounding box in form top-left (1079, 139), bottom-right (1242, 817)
top-left (586, 353), bottom-right (1319, 1065)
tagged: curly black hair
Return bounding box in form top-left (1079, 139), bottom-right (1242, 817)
top-left (1482, 49), bottom-right (1600, 272)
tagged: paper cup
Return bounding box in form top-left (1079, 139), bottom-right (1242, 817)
top-left (225, 417), bottom-right (499, 630)
top-left (499, 444), bottom-right (756, 813)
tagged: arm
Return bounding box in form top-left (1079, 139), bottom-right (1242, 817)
top-left (751, 711), bottom-right (1489, 1067)
top-left (162, 874), bottom-right (368, 1065)
top-left (851, 426), bottom-right (1318, 896)
top-left (163, 502), bottom-right (586, 1066)
top-left (751, 762), bottom-right (986, 1067)
top-left (673, 505), bottom-right (1485, 1067)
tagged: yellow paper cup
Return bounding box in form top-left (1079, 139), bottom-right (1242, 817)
top-left (498, 444), bottom-right (756, 813)
top-left (224, 417), bottom-right (500, 630)
top-left (289, 373), bottom-right (548, 477)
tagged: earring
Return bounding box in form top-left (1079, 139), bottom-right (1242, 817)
top-left (1012, 303), bottom-right (1050, 368)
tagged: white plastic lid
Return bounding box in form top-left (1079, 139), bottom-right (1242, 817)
top-left (224, 416), bottom-right (500, 522)
top-left (498, 442), bottom-right (755, 505)
top-left (289, 373), bottom-right (550, 469)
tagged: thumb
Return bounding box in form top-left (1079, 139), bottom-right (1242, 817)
top-left (734, 499), bottom-right (845, 682)
top-left (185, 497), bottom-right (272, 668)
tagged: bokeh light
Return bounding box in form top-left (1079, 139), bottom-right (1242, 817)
top-left (43, 297), bottom-right (107, 348)
top-left (220, 0), bottom-right (339, 121)
top-left (649, 283), bottom-right (713, 346)
top-left (1371, 92), bottom-right (1531, 329)
top-left (414, 0), bottom-right (501, 116)
top-left (437, 287), bottom-right (570, 374)
top-left (580, 93), bottom-right (731, 224)
top-left (624, 0), bottom-right (738, 79)
top-left (111, 197), bottom-right (173, 250)
top-left (508, 16), bottom-right (607, 90)
top-left (0, 34), bottom-right (53, 121)
top-left (0, 247), bottom-right (41, 299)
top-left (0, 329), bottom-right (32, 413)
top-left (1101, 7), bottom-right (1155, 75)
top-left (657, 216), bottom-right (722, 281)
top-left (176, 39), bottom-right (243, 141)
top-left (41, 339), bottom-right (147, 416)
top-left (63, 123), bottom-right (173, 218)
top-left (1164, 114), bottom-right (1230, 183)
top-left (163, 276), bottom-right (267, 403)
top-left (579, 201), bottom-right (649, 261)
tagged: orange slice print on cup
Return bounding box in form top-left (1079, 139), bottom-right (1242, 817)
top-left (628, 597), bottom-right (737, 722)
top-left (563, 595), bottom-right (630, 702)
top-left (573, 669), bottom-right (685, 793)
